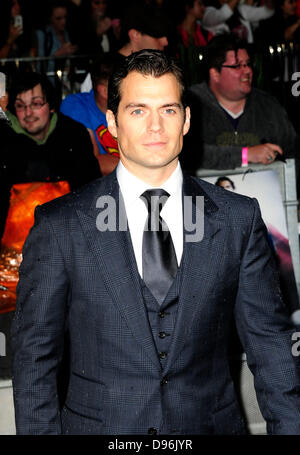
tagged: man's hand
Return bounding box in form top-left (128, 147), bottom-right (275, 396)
top-left (7, 23), bottom-right (23, 44)
top-left (96, 17), bottom-right (112, 36)
top-left (54, 42), bottom-right (78, 57)
top-left (247, 143), bottom-right (283, 165)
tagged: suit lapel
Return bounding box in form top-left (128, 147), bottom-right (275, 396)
top-left (164, 175), bottom-right (227, 372)
top-left (76, 171), bottom-right (161, 370)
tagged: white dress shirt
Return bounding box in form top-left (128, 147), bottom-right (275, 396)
top-left (116, 161), bottom-right (184, 277)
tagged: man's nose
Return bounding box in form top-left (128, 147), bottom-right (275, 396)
top-left (24, 104), bottom-right (34, 113)
top-left (148, 111), bottom-right (163, 132)
top-left (242, 64), bottom-right (252, 75)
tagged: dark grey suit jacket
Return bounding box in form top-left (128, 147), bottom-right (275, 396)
top-left (11, 171), bottom-right (300, 434)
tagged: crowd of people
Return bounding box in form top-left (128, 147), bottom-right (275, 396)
top-left (2, 0), bottom-right (300, 55)
top-left (1, 0), bottom-right (300, 82)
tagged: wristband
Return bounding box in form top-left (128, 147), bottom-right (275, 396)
top-left (241, 147), bottom-right (248, 167)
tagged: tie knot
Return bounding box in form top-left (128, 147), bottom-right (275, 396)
top-left (140, 189), bottom-right (170, 215)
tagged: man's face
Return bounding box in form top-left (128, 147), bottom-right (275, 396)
top-left (11, 0), bottom-right (21, 17)
top-left (281, 0), bottom-right (297, 16)
top-left (139, 34), bottom-right (168, 51)
top-left (50, 7), bottom-right (67, 32)
top-left (91, 0), bottom-right (107, 16)
top-left (191, 0), bottom-right (206, 20)
top-left (212, 49), bottom-right (253, 101)
top-left (15, 84), bottom-right (52, 141)
top-left (106, 72), bottom-right (190, 178)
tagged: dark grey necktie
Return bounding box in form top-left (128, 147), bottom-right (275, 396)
top-left (141, 189), bottom-right (178, 304)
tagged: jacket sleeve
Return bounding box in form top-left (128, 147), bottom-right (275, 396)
top-left (238, 4), bottom-right (274, 22)
top-left (11, 205), bottom-right (69, 434)
top-left (234, 198), bottom-right (300, 434)
top-left (271, 102), bottom-right (297, 159)
top-left (200, 143), bottom-right (243, 169)
top-left (181, 139), bottom-right (243, 172)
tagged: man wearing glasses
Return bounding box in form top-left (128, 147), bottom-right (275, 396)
top-left (0, 71), bottom-right (101, 236)
top-left (182, 34), bottom-right (297, 172)
top-left (0, 70), bottom-right (101, 284)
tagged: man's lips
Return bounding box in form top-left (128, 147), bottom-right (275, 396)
top-left (24, 118), bottom-right (38, 125)
top-left (143, 142), bottom-right (167, 148)
top-left (25, 117), bottom-right (38, 121)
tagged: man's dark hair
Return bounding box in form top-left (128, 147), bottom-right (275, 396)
top-left (203, 34), bottom-right (249, 81)
top-left (8, 71), bottom-right (57, 114)
top-left (91, 53), bottom-right (115, 92)
top-left (47, 0), bottom-right (69, 18)
top-left (107, 49), bottom-right (187, 119)
top-left (119, 4), bottom-right (169, 46)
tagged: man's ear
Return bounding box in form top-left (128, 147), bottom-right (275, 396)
top-left (183, 106), bottom-right (191, 136)
top-left (128, 28), bottom-right (141, 44)
top-left (106, 109), bottom-right (118, 138)
top-left (209, 67), bottom-right (220, 84)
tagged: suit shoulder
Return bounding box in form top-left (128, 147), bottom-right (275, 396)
top-left (194, 178), bottom-right (260, 231)
top-left (37, 176), bottom-right (104, 217)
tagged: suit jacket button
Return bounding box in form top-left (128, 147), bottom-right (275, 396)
top-left (159, 331), bottom-right (167, 339)
top-left (161, 377), bottom-right (168, 386)
top-left (148, 427), bottom-right (157, 435)
top-left (159, 351), bottom-right (167, 359)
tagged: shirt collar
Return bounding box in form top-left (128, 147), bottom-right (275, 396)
top-left (116, 160), bottom-right (183, 202)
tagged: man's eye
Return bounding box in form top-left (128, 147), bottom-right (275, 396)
top-left (132, 109), bottom-right (143, 115)
top-left (164, 108), bottom-right (176, 114)
top-left (32, 102), bottom-right (44, 109)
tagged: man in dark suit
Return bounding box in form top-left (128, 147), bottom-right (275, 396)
top-left (11, 49), bottom-right (300, 435)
